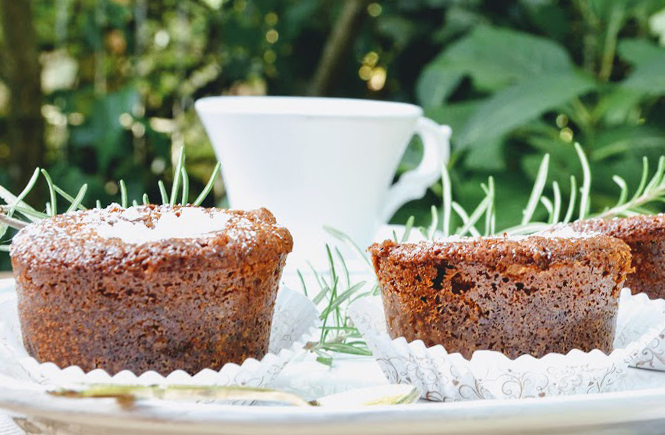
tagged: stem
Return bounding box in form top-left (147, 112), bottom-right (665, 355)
top-left (596, 183), bottom-right (665, 219)
top-left (575, 143), bottom-right (591, 220)
top-left (599, 6), bottom-right (623, 82)
top-left (308, 0), bottom-right (371, 96)
top-left (571, 98), bottom-right (593, 130)
top-left (573, 0), bottom-right (601, 75)
top-left (0, 0), bottom-right (45, 200)
top-left (0, 213), bottom-right (28, 229)
top-left (441, 162), bottom-right (452, 237)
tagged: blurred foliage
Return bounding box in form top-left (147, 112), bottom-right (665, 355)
top-left (396, 0), bottom-right (665, 231)
top-left (0, 0), bottom-right (448, 209)
top-left (0, 0), bottom-right (665, 266)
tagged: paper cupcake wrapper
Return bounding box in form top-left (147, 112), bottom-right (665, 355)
top-left (348, 289), bottom-right (665, 401)
top-left (0, 286), bottom-right (318, 392)
top-left (614, 289), bottom-right (665, 371)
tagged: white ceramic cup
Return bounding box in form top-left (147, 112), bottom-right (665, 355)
top-left (195, 96), bottom-right (450, 270)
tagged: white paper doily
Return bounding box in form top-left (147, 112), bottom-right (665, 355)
top-left (0, 285), bottom-right (318, 390)
top-left (615, 289), bottom-right (665, 371)
top-left (348, 289), bottom-right (665, 401)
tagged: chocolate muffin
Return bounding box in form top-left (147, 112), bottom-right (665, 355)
top-left (10, 204), bottom-right (293, 375)
top-left (369, 232), bottom-right (632, 359)
top-left (569, 214), bottom-right (665, 299)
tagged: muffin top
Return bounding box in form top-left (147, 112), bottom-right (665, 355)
top-left (10, 204), bottom-right (293, 271)
top-left (568, 214), bottom-right (665, 242)
top-left (369, 229), bottom-right (631, 272)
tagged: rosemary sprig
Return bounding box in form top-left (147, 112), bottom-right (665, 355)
top-left (40, 169), bottom-right (57, 217)
top-left (0, 150), bottom-right (221, 249)
top-left (6, 169), bottom-right (40, 219)
top-left (596, 156), bottom-right (665, 218)
top-left (54, 184), bottom-right (87, 211)
top-left (119, 180), bottom-right (128, 208)
top-left (421, 205), bottom-right (439, 239)
top-left (169, 147), bottom-right (185, 207)
top-left (522, 154), bottom-right (549, 225)
top-left (180, 167), bottom-right (189, 205)
top-left (0, 214), bottom-right (28, 230)
top-left (51, 384), bottom-right (312, 408)
top-left (158, 180), bottom-right (169, 204)
top-left (441, 160), bottom-right (452, 237)
top-left (563, 175), bottom-right (577, 224)
top-left (436, 144), bottom-right (665, 237)
top-left (575, 143), bottom-right (591, 220)
top-left (193, 163), bottom-right (221, 206)
top-left (316, 146), bottom-right (665, 363)
top-left (401, 216), bottom-right (414, 242)
top-left (5, 143), bottom-right (665, 367)
top-left (51, 383), bottom-right (420, 408)
top-left (301, 245), bottom-right (373, 366)
top-left (66, 185), bottom-right (88, 213)
top-left (323, 226), bottom-right (372, 267)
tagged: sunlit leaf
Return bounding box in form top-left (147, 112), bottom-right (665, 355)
top-left (457, 72), bottom-right (595, 147)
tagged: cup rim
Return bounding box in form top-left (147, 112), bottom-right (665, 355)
top-left (194, 96), bottom-right (423, 118)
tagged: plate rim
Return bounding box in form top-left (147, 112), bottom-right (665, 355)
top-left (3, 377), bottom-right (665, 434)
top-left (5, 276), bottom-right (665, 433)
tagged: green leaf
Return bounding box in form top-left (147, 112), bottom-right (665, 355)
top-left (617, 38), bottom-right (665, 66)
top-left (416, 67), bottom-right (463, 108)
top-left (622, 55), bottom-right (665, 94)
top-left (522, 1), bottom-right (568, 42)
top-left (590, 126), bottom-right (665, 161)
top-left (376, 16), bottom-right (417, 48)
top-left (423, 25), bottom-right (574, 94)
top-left (69, 87), bottom-right (140, 171)
top-left (457, 72), bottom-right (595, 148)
top-left (594, 88), bottom-right (645, 125)
top-left (425, 101), bottom-right (479, 143)
top-left (464, 137), bottom-right (506, 171)
top-left (618, 35), bottom-right (665, 95)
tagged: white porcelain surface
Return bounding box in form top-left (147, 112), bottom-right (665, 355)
top-left (5, 278), bottom-right (665, 434)
top-left (195, 96), bottom-right (450, 270)
top-left (4, 371), bottom-right (665, 435)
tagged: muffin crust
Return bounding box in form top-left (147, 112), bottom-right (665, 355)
top-left (369, 233), bottom-right (632, 359)
top-left (10, 204), bottom-right (293, 375)
top-left (570, 214), bottom-right (665, 299)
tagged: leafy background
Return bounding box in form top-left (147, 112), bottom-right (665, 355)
top-left (2, 0), bottom-right (665, 270)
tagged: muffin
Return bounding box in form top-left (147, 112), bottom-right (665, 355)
top-left (569, 214), bottom-right (665, 299)
top-left (10, 204), bottom-right (293, 375)
top-left (369, 231), bottom-right (632, 359)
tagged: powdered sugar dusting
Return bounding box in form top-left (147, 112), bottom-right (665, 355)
top-left (119, 206), bottom-right (143, 221)
top-left (95, 206), bottom-right (232, 244)
top-left (432, 227), bottom-right (597, 244)
top-left (540, 226), bottom-right (600, 239)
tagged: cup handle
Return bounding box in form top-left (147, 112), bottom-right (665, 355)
top-left (380, 117), bottom-right (451, 223)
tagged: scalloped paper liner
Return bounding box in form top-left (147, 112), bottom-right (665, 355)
top-left (0, 285), bottom-right (318, 391)
top-left (614, 289), bottom-right (665, 371)
top-left (348, 289), bottom-right (665, 401)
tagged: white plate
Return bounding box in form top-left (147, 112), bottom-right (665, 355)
top-left (5, 272), bottom-right (665, 435)
top-left (3, 373), bottom-right (665, 435)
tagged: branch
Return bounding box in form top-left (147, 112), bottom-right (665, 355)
top-left (308, 0), bottom-right (371, 96)
top-left (0, 0), bottom-right (45, 198)
top-left (0, 213), bottom-right (28, 230)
